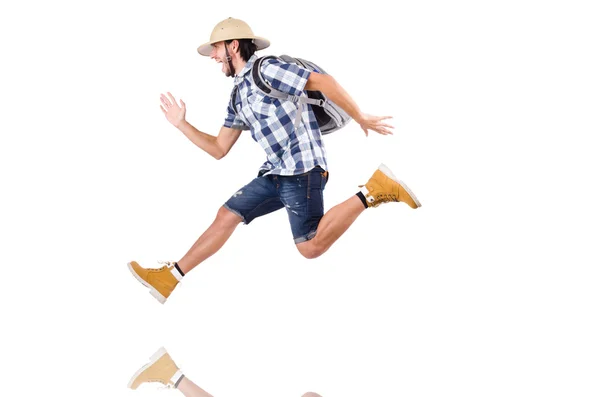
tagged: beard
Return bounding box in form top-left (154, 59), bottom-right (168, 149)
top-left (219, 61), bottom-right (232, 77)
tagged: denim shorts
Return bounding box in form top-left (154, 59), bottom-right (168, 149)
top-left (223, 167), bottom-right (329, 243)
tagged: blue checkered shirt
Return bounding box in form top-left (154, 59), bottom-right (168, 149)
top-left (223, 54), bottom-right (328, 176)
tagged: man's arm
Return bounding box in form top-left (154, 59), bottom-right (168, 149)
top-left (160, 92), bottom-right (241, 159)
top-left (304, 73), bottom-right (393, 136)
top-left (178, 122), bottom-right (242, 160)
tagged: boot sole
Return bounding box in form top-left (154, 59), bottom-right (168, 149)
top-left (127, 346), bottom-right (168, 389)
top-left (379, 163), bottom-right (422, 208)
top-left (127, 262), bottom-right (167, 304)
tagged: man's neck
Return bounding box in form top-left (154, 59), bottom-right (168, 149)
top-left (232, 57), bottom-right (247, 76)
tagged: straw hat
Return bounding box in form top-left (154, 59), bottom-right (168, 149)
top-left (197, 17), bottom-right (270, 56)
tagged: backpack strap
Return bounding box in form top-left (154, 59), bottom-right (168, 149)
top-left (229, 86), bottom-right (238, 115)
top-left (251, 55), bottom-right (325, 130)
top-left (228, 86), bottom-right (250, 130)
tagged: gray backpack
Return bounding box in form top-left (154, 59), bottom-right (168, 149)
top-left (230, 55), bottom-right (351, 135)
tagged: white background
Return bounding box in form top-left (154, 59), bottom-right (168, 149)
top-left (1, 1), bottom-right (599, 396)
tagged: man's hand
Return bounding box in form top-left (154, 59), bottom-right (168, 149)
top-left (357, 113), bottom-right (394, 137)
top-left (160, 92), bottom-right (186, 129)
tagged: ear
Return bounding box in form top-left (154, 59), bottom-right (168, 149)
top-left (232, 39), bottom-right (240, 53)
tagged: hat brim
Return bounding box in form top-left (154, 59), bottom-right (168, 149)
top-left (197, 36), bottom-right (270, 56)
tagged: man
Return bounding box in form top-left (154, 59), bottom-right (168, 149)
top-left (128, 346), bottom-right (323, 397)
top-left (128, 17), bottom-right (421, 304)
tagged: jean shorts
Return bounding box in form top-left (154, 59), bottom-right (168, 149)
top-left (223, 166), bottom-right (329, 243)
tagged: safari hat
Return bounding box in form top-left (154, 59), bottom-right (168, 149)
top-left (197, 17), bottom-right (270, 56)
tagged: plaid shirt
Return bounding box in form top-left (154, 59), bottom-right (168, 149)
top-left (223, 54), bottom-right (328, 176)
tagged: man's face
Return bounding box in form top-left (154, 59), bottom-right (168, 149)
top-left (209, 42), bottom-right (232, 77)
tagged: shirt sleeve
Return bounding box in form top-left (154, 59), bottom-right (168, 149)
top-left (260, 57), bottom-right (311, 96)
top-left (223, 88), bottom-right (249, 130)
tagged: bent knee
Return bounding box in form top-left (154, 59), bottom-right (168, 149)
top-left (296, 240), bottom-right (324, 259)
top-left (216, 205), bottom-right (243, 226)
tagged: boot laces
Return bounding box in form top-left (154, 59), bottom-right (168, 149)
top-left (157, 261), bottom-right (175, 269)
top-left (374, 193), bottom-right (398, 205)
top-left (359, 184), bottom-right (398, 207)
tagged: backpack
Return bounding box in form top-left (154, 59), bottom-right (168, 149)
top-left (230, 55), bottom-right (351, 135)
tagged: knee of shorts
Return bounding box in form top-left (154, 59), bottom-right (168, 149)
top-left (217, 205), bottom-right (243, 226)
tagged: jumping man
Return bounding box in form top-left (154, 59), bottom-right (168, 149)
top-left (127, 17), bottom-right (421, 304)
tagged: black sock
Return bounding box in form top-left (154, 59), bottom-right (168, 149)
top-left (174, 262), bottom-right (185, 277)
top-left (356, 191), bottom-right (368, 209)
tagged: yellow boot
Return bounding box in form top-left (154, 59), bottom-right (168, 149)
top-left (360, 164), bottom-right (421, 208)
top-left (128, 347), bottom-right (184, 389)
top-left (127, 261), bottom-right (182, 304)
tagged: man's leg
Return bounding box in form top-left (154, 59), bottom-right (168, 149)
top-left (177, 206), bottom-right (242, 274)
top-left (178, 174), bottom-right (286, 273)
top-left (177, 175), bottom-right (285, 274)
top-left (128, 175), bottom-right (283, 303)
top-left (295, 164), bottom-right (421, 259)
top-left (127, 206), bottom-right (241, 303)
top-left (296, 195), bottom-right (366, 259)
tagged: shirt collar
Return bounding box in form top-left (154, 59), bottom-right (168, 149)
top-left (234, 53), bottom-right (258, 84)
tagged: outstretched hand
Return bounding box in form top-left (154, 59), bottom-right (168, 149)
top-left (357, 113), bottom-right (394, 137)
top-left (160, 92), bottom-right (186, 129)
